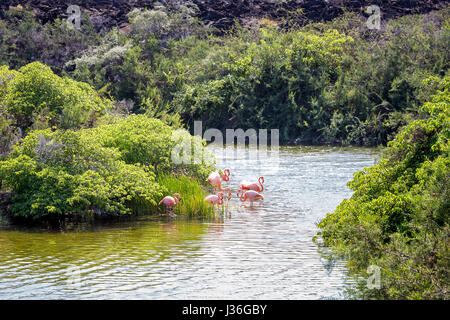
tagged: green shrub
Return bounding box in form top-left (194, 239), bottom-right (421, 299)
top-left (2, 6), bottom-right (449, 147)
top-left (2, 62), bottom-right (111, 132)
top-left (86, 114), bottom-right (215, 179)
top-left (0, 113), bottom-right (215, 219)
top-left (0, 128), bottom-right (165, 218)
top-left (0, 109), bottom-right (21, 158)
top-left (157, 174), bottom-right (214, 216)
top-left (317, 76), bottom-right (450, 299)
top-left (175, 27), bottom-right (353, 143)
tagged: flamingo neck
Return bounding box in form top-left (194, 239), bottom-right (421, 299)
top-left (219, 186), bottom-right (231, 199)
top-left (259, 177), bottom-right (264, 192)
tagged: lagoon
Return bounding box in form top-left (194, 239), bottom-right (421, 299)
top-left (0, 146), bottom-right (379, 299)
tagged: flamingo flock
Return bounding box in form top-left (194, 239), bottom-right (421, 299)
top-left (159, 169), bottom-right (264, 214)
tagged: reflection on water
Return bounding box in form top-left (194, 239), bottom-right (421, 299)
top-left (0, 146), bottom-right (379, 299)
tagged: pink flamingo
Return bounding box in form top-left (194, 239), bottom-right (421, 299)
top-left (240, 190), bottom-right (264, 205)
top-left (220, 169), bottom-right (230, 181)
top-left (159, 193), bottom-right (181, 215)
top-left (206, 170), bottom-right (231, 200)
top-left (237, 177), bottom-right (264, 196)
top-left (204, 192), bottom-right (224, 207)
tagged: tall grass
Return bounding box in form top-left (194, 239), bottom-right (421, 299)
top-left (157, 174), bottom-right (223, 217)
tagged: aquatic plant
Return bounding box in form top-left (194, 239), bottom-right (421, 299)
top-left (157, 174), bottom-right (215, 217)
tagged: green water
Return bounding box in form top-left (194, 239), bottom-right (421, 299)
top-left (0, 146), bottom-right (380, 299)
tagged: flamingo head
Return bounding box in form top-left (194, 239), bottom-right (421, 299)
top-left (220, 169), bottom-right (230, 181)
top-left (259, 176), bottom-right (264, 184)
top-left (173, 193), bottom-right (181, 200)
top-left (257, 194), bottom-right (264, 200)
top-left (217, 192), bottom-right (224, 200)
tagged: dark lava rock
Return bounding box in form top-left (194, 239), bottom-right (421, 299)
top-left (1, 0), bottom-right (448, 32)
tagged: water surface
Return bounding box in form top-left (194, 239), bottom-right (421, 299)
top-left (0, 146), bottom-right (379, 299)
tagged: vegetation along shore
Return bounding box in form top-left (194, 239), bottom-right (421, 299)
top-left (0, 1), bottom-right (448, 299)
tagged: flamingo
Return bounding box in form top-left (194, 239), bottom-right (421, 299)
top-left (237, 177), bottom-right (264, 196)
top-left (220, 169), bottom-right (230, 181)
top-left (159, 193), bottom-right (181, 215)
top-left (240, 190), bottom-right (264, 205)
top-left (206, 170), bottom-right (231, 199)
top-left (204, 192), bottom-right (224, 207)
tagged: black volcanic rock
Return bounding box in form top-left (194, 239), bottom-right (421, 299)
top-left (0, 0), bottom-right (448, 32)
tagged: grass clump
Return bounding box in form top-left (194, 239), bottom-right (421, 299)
top-left (157, 174), bottom-right (216, 217)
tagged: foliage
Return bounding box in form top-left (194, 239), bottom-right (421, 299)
top-left (87, 114), bottom-right (214, 178)
top-left (0, 6), bottom-right (448, 146)
top-left (0, 107), bottom-right (21, 158)
top-left (317, 77), bottom-right (450, 299)
top-left (128, 1), bottom-right (205, 42)
top-left (0, 128), bottom-right (163, 218)
top-left (1, 62), bottom-right (112, 133)
top-left (0, 66), bottom-right (21, 157)
top-left (175, 27), bottom-right (354, 143)
top-left (0, 115), bottom-right (215, 219)
top-left (65, 3), bottom-right (206, 122)
top-left (63, 8), bottom-right (450, 146)
top-left (157, 174), bottom-right (214, 217)
top-left (0, 7), bottom-right (100, 73)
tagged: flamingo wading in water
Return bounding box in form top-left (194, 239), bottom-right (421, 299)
top-left (206, 170), bottom-right (231, 199)
top-left (237, 177), bottom-right (264, 196)
top-left (159, 193), bottom-right (181, 215)
top-left (204, 192), bottom-right (224, 207)
top-left (240, 190), bottom-right (264, 206)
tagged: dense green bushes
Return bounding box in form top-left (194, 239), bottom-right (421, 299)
top-left (1, 62), bottom-right (111, 133)
top-left (86, 114), bottom-right (214, 179)
top-left (2, 5), bottom-right (448, 146)
top-left (312, 11), bottom-right (450, 145)
top-left (64, 6), bottom-right (449, 145)
top-left (174, 28), bottom-right (354, 143)
top-left (0, 115), bottom-right (214, 219)
top-left (317, 77), bottom-right (449, 299)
